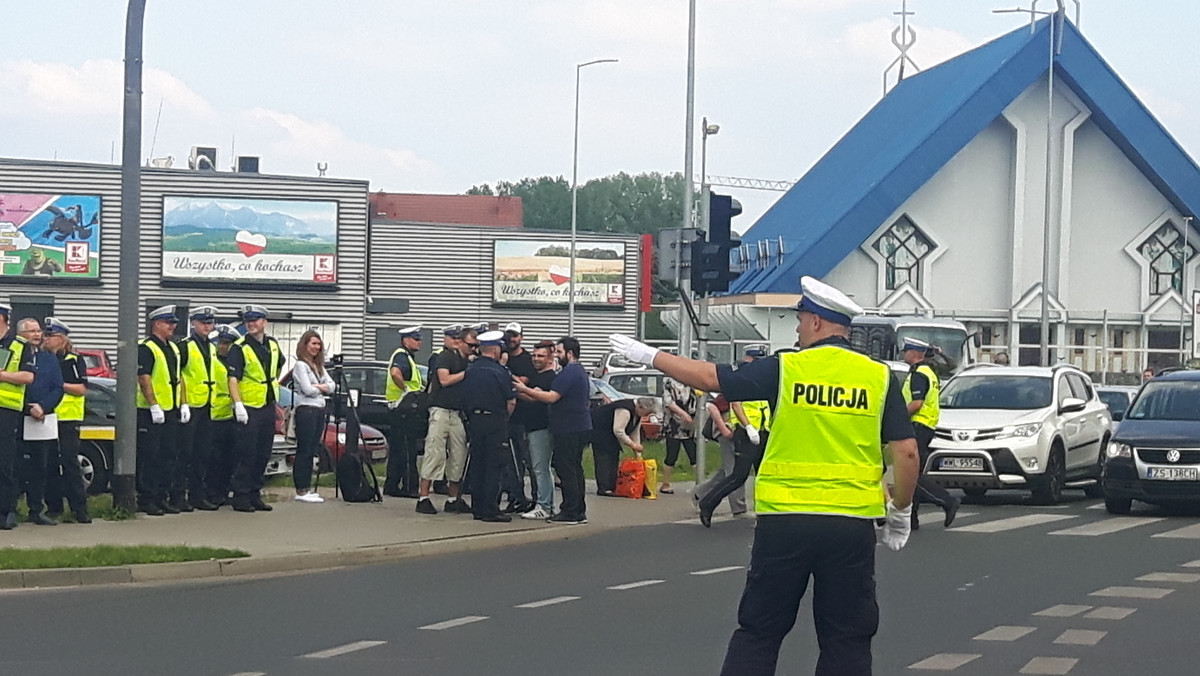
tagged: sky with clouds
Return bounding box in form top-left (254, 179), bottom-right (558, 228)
top-left (3, 1), bottom-right (1198, 233)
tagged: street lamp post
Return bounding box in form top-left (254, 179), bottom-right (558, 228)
top-left (568, 58), bottom-right (618, 336)
top-left (693, 117), bottom-right (719, 482)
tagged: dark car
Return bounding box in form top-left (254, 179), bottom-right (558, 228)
top-left (1103, 370), bottom-right (1200, 514)
top-left (313, 360), bottom-right (426, 435)
top-left (1096, 385), bottom-right (1139, 423)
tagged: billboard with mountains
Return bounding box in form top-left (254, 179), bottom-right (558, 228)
top-left (162, 196), bottom-right (338, 284)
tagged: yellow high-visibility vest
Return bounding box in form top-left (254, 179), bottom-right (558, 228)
top-left (754, 346), bottom-right (891, 519)
top-left (211, 354), bottom-right (233, 421)
top-left (56, 353), bottom-right (85, 422)
top-left (385, 349), bottom-right (423, 402)
top-left (182, 336), bottom-right (217, 408)
top-left (136, 338), bottom-right (181, 411)
top-left (0, 336), bottom-right (28, 412)
top-left (234, 336), bottom-right (281, 409)
top-left (731, 400), bottom-right (771, 431)
top-left (902, 363), bottom-right (940, 429)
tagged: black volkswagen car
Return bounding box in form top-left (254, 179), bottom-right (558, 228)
top-left (1102, 370), bottom-right (1200, 514)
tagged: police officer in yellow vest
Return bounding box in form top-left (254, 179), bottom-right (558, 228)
top-left (226, 305), bottom-right (282, 513)
top-left (901, 337), bottom-right (960, 530)
top-left (383, 325), bottom-right (425, 498)
top-left (609, 276), bottom-right (920, 676)
top-left (42, 318), bottom-right (91, 524)
top-left (176, 305), bottom-right (221, 512)
top-left (204, 324), bottom-right (241, 507)
top-left (137, 305), bottom-right (186, 516)
top-left (0, 302), bottom-right (35, 530)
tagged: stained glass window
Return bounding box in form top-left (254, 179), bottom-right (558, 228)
top-left (873, 216), bottom-right (934, 291)
top-left (1138, 222), bottom-right (1195, 296)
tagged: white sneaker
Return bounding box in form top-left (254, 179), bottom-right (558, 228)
top-left (521, 506), bottom-right (551, 520)
top-left (295, 492), bottom-right (324, 503)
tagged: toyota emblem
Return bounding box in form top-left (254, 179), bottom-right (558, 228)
top-left (1167, 449), bottom-right (1181, 463)
top-left (954, 431), bottom-right (972, 442)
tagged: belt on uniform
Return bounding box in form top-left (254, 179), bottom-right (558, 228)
top-left (470, 409), bottom-right (498, 416)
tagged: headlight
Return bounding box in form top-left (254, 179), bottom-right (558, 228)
top-left (998, 423), bottom-right (1042, 439)
top-left (1107, 442), bottom-right (1132, 459)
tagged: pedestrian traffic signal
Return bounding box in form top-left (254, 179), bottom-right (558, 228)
top-left (690, 193), bottom-right (742, 296)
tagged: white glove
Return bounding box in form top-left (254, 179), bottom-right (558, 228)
top-left (149, 404), bottom-right (165, 425)
top-left (745, 424), bottom-right (760, 446)
top-left (881, 500), bottom-right (912, 552)
top-left (179, 404), bottom-right (191, 424)
top-left (608, 333), bottom-right (660, 367)
top-left (234, 402), bottom-right (249, 425)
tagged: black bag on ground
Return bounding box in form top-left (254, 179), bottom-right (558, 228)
top-left (337, 452), bottom-right (382, 503)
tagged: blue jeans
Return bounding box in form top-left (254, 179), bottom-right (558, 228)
top-left (527, 429), bottom-right (553, 512)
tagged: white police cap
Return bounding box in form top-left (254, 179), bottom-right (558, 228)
top-left (209, 324), bottom-right (241, 342)
top-left (902, 337), bottom-right (932, 352)
top-left (478, 330), bottom-right (506, 347)
top-left (467, 322), bottom-right (489, 333)
top-left (796, 276), bottom-right (862, 326)
top-left (442, 323), bottom-right (464, 338)
top-left (190, 305), bottom-right (219, 322)
top-left (744, 343), bottom-right (769, 358)
top-left (398, 325), bottom-right (422, 339)
top-left (148, 305), bottom-right (179, 323)
top-left (239, 304), bottom-right (269, 320)
top-left (44, 317), bottom-right (71, 335)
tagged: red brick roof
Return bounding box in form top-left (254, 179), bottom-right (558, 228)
top-left (369, 192), bottom-right (523, 227)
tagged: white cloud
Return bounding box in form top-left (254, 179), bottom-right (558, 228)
top-left (1132, 86), bottom-right (1186, 123)
top-left (0, 58), bottom-right (214, 119)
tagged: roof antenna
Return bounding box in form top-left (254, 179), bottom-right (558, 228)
top-left (147, 97), bottom-right (163, 164)
top-left (883, 0), bottom-right (920, 96)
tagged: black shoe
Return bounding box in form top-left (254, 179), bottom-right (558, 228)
top-left (415, 498), bottom-right (438, 515)
top-left (74, 509), bottom-right (93, 524)
top-left (445, 498), bottom-right (471, 514)
top-left (943, 497), bottom-right (961, 528)
top-left (139, 503), bottom-right (165, 516)
top-left (172, 497), bottom-right (194, 513)
top-left (161, 501), bottom-right (181, 515)
top-left (474, 513), bottom-right (512, 523)
top-left (503, 500), bottom-right (529, 514)
top-left (699, 503), bottom-right (715, 528)
top-left (231, 500), bottom-right (256, 513)
top-left (249, 496), bottom-right (273, 512)
top-left (28, 512), bottom-right (58, 526)
top-left (191, 498), bottom-right (219, 511)
top-left (546, 512), bottom-right (586, 525)
top-left (0, 512), bottom-right (16, 529)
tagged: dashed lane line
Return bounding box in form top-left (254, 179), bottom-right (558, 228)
top-left (1183, 559), bottom-right (1200, 568)
top-left (1054, 629), bottom-right (1106, 646)
top-left (300, 640), bottom-right (387, 659)
top-left (907, 653), bottom-right (981, 670)
top-left (1049, 517), bottom-right (1164, 536)
top-left (691, 566), bottom-right (744, 576)
top-left (1034, 604), bottom-right (1093, 618)
top-left (515, 596), bottom-right (580, 609)
top-left (607, 579), bottom-right (665, 591)
top-left (952, 514), bottom-right (1075, 533)
top-left (1083, 606), bottom-right (1136, 620)
top-left (1019, 656), bottom-right (1078, 674)
top-left (1089, 586), bottom-right (1174, 599)
top-left (1152, 523), bottom-right (1200, 539)
top-left (973, 625), bottom-right (1036, 642)
top-left (419, 616), bottom-right (489, 631)
top-left (1137, 572), bottom-right (1200, 584)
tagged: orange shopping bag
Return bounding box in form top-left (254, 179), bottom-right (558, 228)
top-left (616, 458), bottom-right (647, 499)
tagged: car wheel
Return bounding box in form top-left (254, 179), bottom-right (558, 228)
top-left (1031, 446), bottom-right (1065, 505)
top-left (962, 488), bottom-right (988, 499)
top-left (1105, 495), bottom-right (1133, 515)
top-left (1084, 437), bottom-right (1109, 499)
top-left (80, 442), bottom-right (111, 495)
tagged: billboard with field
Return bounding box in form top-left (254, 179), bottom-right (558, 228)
top-left (493, 239), bottom-right (626, 306)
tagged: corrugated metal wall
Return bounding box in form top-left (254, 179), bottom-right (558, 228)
top-left (367, 222), bottom-right (640, 367)
top-left (0, 159), bottom-right (369, 359)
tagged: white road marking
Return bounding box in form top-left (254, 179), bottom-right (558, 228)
top-left (515, 596), bottom-right (580, 609)
top-left (300, 640), bottom-right (387, 659)
top-left (1084, 606), bottom-right (1136, 620)
top-left (1049, 517), bottom-right (1163, 536)
top-left (1137, 572), bottom-right (1200, 583)
top-left (419, 616), bottom-right (490, 630)
top-left (1152, 523), bottom-right (1200, 539)
top-left (1087, 502), bottom-right (1107, 510)
top-left (691, 566), bottom-right (744, 576)
top-left (973, 625), bottom-right (1036, 641)
top-left (1034, 604), bottom-right (1093, 617)
top-left (1054, 629), bottom-right (1107, 645)
top-left (607, 579), bottom-right (665, 591)
top-left (952, 514), bottom-right (1075, 533)
top-left (228, 673), bottom-right (266, 676)
top-left (1020, 656), bottom-right (1078, 674)
top-left (907, 653), bottom-right (982, 670)
top-left (1089, 586), bottom-right (1173, 599)
top-left (1182, 559), bottom-right (1200, 568)
top-left (951, 511), bottom-right (979, 520)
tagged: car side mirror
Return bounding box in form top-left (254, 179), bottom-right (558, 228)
top-left (1111, 411), bottom-right (1124, 421)
top-left (1059, 397), bottom-right (1087, 414)
top-left (971, 332), bottom-right (982, 348)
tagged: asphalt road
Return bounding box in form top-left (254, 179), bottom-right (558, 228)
top-left (3, 492), bottom-right (1200, 675)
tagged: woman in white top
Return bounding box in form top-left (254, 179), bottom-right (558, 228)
top-left (292, 330), bottom-right (335, 502)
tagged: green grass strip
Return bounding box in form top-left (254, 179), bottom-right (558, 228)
top-left (0, 545), bottom-right (249, 570)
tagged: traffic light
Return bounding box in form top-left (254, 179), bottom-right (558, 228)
top-left (690, 192), bottom-right (742, 296)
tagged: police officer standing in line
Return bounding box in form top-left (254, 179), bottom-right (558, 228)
top-left (900, 337), bottom-right (960, 529)
top-left (15, 317), bottom-right (62, 526)
top-left (609, 276), bottom-right (920, 675)
top-left (462, 330), bottom-right (517, 522)
top-left (205, 324), bottom-right (241, 507)
top-left (226, 305), bottom-right (282, 513)
top-left (41, 318), bottom-right (91, 523)
top-left (383, 325), bottom-right (424, 498)
top-left (0, 302), bottom-right (35, 530)
top-left (136, 305), bottom-right (186, 516)
top-left (177, 305), bottom-right (220, 512)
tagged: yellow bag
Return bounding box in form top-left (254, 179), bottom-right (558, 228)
top-left (642, 459), bottom-right (658, 499)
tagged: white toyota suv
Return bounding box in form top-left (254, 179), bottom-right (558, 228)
top-left (927, 365), bottom-right (1112, 504)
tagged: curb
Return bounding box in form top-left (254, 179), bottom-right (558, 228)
top-left (0, 521), bottom-right (619, 591)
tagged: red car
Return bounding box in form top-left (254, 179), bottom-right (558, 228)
top-left (275, 387), bottom-right (389, 469)
top-left (77, 349), bottom-right (116, 379)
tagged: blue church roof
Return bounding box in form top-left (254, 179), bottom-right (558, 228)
top-left (731, 17), bottom-right (1200, 294)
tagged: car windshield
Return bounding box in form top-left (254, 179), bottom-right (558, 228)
top-left (1097, 390), bottom-right (1132, 418)
top-left (591, 379), bottom-right (626, 402)
top-left (896, 327), bottom-right (968, 360)
top-left (1125, 380), bottom-right (1200, 421)
top-left (607, 373), bottom-right (660, 396)
top-left (81, 354), bottom-right (100, 369)
top-left (941, 375), bottom-right (1052, 410)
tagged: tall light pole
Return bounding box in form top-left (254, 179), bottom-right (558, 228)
top-left (694, 117), bottom-right (719, 483)
top-left (568, 58), bottom-right (618, 336)
top-left (678, 0), bottom-right (698, 362)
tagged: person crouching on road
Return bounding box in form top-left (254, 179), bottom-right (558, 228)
top-left (415, 324), bottom-right (472, 515)
top-left (590, 397), bottom-right (655, 496)
top-left (226, 305), bottom-right (282, 513)
top-left (41, 318), bottom-right (91, 524)
top-left (901, 338), bottom-right (960, 530)
top-left (292, 330), bottom-right (334, 503)
top-left (462, 331), bottom-right (517, 522)
top-left (205, 325), bottom-right (241, 507)
top-left (136, 305), bottom-right (186, 516)
top-left (16, 317), bottom-right (63, 526)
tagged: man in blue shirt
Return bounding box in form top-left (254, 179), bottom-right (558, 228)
top-left (16, 318), bottom-right (63, 526)
top-left (462, 331), bottom-right (517, 522)
top-left (513, 336), bottom-right (592, 524)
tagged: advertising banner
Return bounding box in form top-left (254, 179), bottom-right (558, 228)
top-left (162, 196), bottom-right (338, 284)
top-left (0, 194), bottom-right (101, 279)
top-left (493, 239), bottom-right (626, 306)
top-left (1194, 290), bottom-right (1200, 359)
